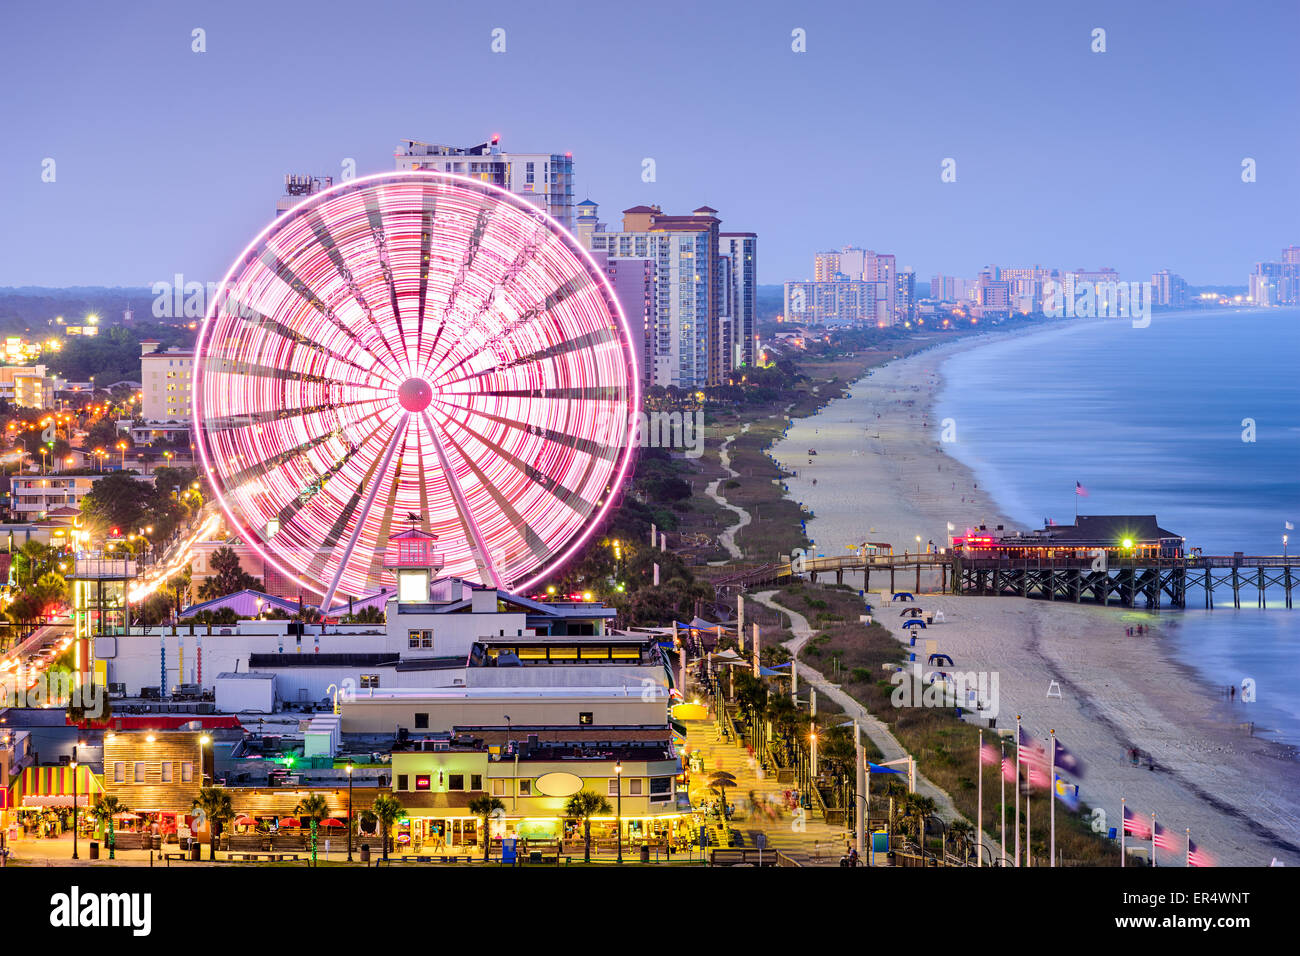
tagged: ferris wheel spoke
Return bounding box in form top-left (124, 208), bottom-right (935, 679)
top-left (413, 193), bottom-right (438, 370)
top-left (203, 395), bottom-right (390, 433)
top-left (303, 210), bottom-right (410, 377)
top-left (438, 429), bottom-right (553, 580)
top-left (419, 410), bottom-right (503, 590)
top-left (223, 297), bottom-right (386, 385)
top-left (444, 404), bottom-right (622, 462)
top-left (362, 195), bottom-right (413, 378)
top-left (220, 406), bottom-right (393, 506)
top-left (429, 402), bottom-right (597, 517)
top-left (430, 325), bottom-right (620, 392)
top-left (259, 248), bottom-right (400, 382)
top-left (319, 415), bottom-right (410, 611)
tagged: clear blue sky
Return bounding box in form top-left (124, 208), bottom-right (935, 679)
top-left (2, 0), bottom-right (1296, 287)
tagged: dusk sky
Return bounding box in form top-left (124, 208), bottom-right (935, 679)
top-left (2, 0), bottom-right (1297, 288)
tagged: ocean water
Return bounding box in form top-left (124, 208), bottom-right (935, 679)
top-left (934, 308), bottom-right (1300, 744)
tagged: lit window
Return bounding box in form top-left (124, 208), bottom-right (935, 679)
top-left (181, 762), bottom-right (193, 783)
top-left (133, 762), bottom-right (146, 783)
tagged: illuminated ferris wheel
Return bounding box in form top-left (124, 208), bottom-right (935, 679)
top-left (193, 172), bottom-right (640, 606)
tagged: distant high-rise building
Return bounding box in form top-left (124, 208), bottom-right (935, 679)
top-left (584, 202), bottom-right (748, 389)
top-left (1150, 270), bottom-right (1187, 308)
top-left (814, 251), bottom-right (842, 282)
top-left (1251, 247), bottom-right (1300, 306)
top-left (930, 274), bottom-right (979, 303)
top-left (590, 250), bottom-right (656, 388)
top-left (784, 280), bottom-right (879, 326)
top-left (720, 233), bottom-right (758, 369)
top-left (396, 136), bottom-right (575, 230)
top-left (896, 269), bottom-right (916, 321)
top-left (140, 340), bottom-right (193, 423)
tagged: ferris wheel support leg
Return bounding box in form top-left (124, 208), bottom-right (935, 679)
top-left (422, 410), bottom-right (504, 590)
top-left (320, 416), bottom-right (411, 613)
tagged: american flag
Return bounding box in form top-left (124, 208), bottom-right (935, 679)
top-left (1018, 727), bottom-right (1046, 769)
top-left (1075, 481), bottom-right (1089, 497)
top-left (1001, 754), bottom-right (1016, 783)
top-left (1153, 820), bottom-right (1176, 850)
top-left (1028, 764), bottom-right (1051, 790)
top-left (1187, 835), bottom-right (1211, 867)
top-left (1123, 805), bottom-right (1150, 839)
top-left (980, 741), bottom-right (999, 766)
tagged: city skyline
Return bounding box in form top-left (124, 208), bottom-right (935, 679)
top-left (2, 1), bottom-right (1298, 288)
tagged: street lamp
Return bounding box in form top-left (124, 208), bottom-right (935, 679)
top-left (346, 763), bottom-right (354, 862)
top-left (71, 740), bottom-right (84, 859)
top-left (615, 760), bottom-right (623, 864)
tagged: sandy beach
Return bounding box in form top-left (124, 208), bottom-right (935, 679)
top-left (770, 335), bottom-right (1300, 866)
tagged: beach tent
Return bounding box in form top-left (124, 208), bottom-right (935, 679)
top-left (927, 653), bottom-right (954, 667)
top-left (900, 608), bottom-right (924, 618)
top-left (902, 619), bottom-right (926, 629)
top-left (892, 592), bottom-right (915, 601)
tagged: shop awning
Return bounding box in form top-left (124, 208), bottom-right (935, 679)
top-left (9, 765), bottom-right (103, 809)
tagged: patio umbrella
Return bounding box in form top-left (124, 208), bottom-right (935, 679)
top-left (112, 812), bottom-right (140, 820)
top-left (234, 815), bottom-right (256, 826)
top-left (278, 817), bottom-right (301, 828)
top-left (319, 817), bottom-right (345, 827)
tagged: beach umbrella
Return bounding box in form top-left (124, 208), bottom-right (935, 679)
top-left (278, 816), bottom-right (301, 828)
top-left (900, 608), bottom-right (923, 618)
top-left (113, 811), bottom-right (140, 820)
top-left (234, 815), bottom-right (256, 826)
top-left (319, 817), bottom-right (345, 828)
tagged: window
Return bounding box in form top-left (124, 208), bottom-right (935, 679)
top-left (629, 779), bottom-right (643, 796)
top-left (517, 779), bottom-right (532, 796)
top-left (397, 774), bottom-right (409, 791)
top-left (415, 775), bottom-right (431, 791)
top-left (414, 713), bottom-right (429, 729)
top-left (408, 629), bottom-right (421, 649)
top-left (161, 762), bottom-right (173, 783)
top-left (181, 762), bottom-right (193, 783)
top-left (649, 776), bottom-right (672, 802)
top-left (448, 774), bottom-right (464, 791)
top-left (492, 779), bottom-right (507, 796)
top-left (133, 762), bottom-right (145, 783)
top-left (421, 630), bottom-right (433, 648)
top-left (470, 774), bottom-right (482, 791)
top-left (607, 779), bottom-right (619, 797)
top-left (360, 674), bottom-right (380, 689)
top-left (113, 761), bottom-right (125, 783)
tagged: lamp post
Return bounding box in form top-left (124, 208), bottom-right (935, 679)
top-left (614, 760), bottom-right (623, 864)
top-left (346, 763), bottom-right (354, 862)
top-left (71, 742), bottom-right (80, 859)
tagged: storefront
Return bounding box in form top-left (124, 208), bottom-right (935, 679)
top-left (6, 764), bottom-right (103, 842)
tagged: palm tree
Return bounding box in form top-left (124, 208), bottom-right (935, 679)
top-left (948, 819), bottom-right (975, 864)
top-left (192, 786), bottom-right (235, 860)
top-left (707, 771), bottom-right (738, 819)
top-left (88, 795), bottom-right (127, 848)
top-left (903, 793), bottom-right (937, 858)
top-left (564, 790), bottom-right (611, 863)
top-left (370, 794), bottom-right (404, 861)
top-left (294, 793), bottom-right (330, 825)
top-left (468, 795), bottom-right (506, 862)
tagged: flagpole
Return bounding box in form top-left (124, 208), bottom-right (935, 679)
top-left (1151, 812), bottom-right (1157, 868)
top-left (1186, 827), bottom-right (1191, 868)
top-left (1014, 714), bottom-right (1021, 867)
top-left (977, 729), bottom-right (984, 867)
top-left (1049, 729), bottom-right (1056, 868)
top-left (1025, 784), bottom-right (1031, 867)
top-left (1120, 798), bottom-right (1126, 867)
top-left (999, 741), bottom-right (1006, 867)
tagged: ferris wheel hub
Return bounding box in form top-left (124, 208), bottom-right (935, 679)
top-left (397, 377), bottom-right (433, 412)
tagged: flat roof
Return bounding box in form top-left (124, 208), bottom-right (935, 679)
top-left (346, 685), bottom-right (668, 701)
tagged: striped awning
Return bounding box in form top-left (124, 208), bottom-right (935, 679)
top-left (9, 765), bottom-right (103, 808)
